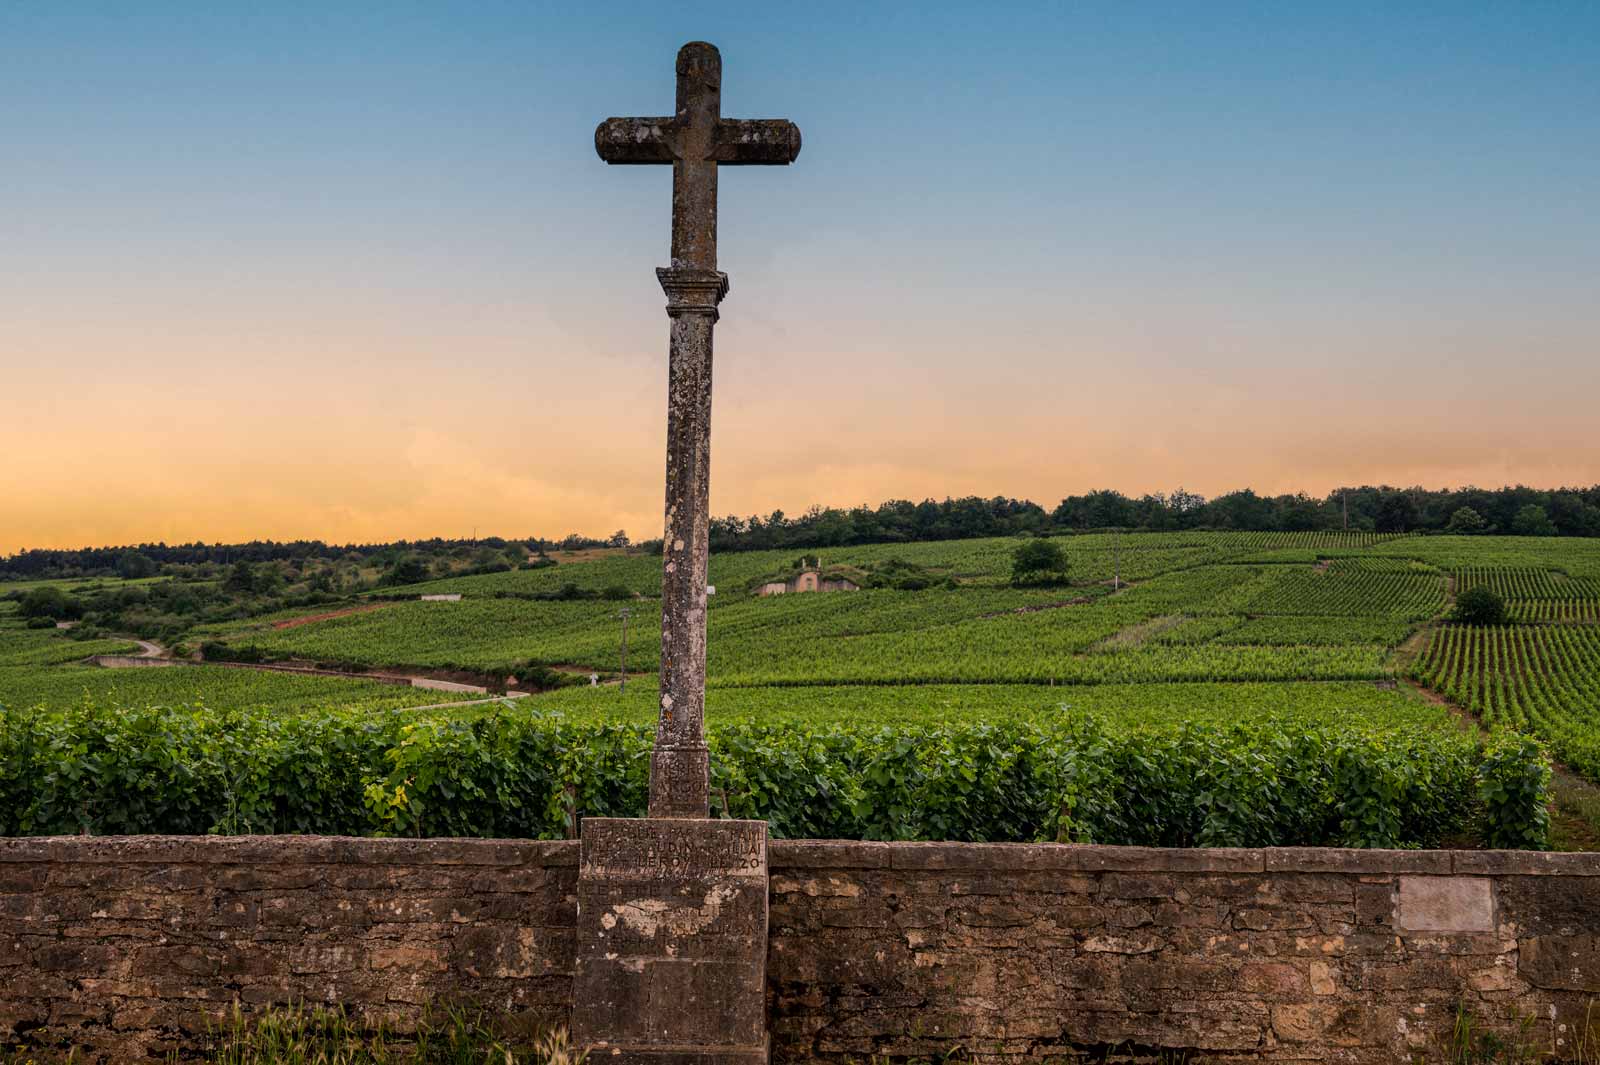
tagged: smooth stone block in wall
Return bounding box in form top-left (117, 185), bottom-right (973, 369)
top-left (1397, 877), bottom-right (1493, 932)
top-left (572, 818), bottom-right (768, 1065)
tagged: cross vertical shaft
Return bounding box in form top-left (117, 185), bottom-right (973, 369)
top-left (595, 42), bottom-right (800, 818)
top-left (650, 267), bottom-right (724, 817)
top-left (671, 42), bottom-right (719, 271)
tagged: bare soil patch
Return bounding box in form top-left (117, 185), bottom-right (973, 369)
top-left (549, 547), bottom-right (633, 564)
top-left (272, 603), bottom-right (391, 630)
top-left (981, 597), bottom-right (1090, 618)
top-left (1090, 614), bottom-right (1186, 652)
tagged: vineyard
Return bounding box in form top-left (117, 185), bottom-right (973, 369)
top-left (5, 529), bottom-right (1599, 847)
top-left (1405, 540), bottom-right (1600, 809)
top-left (1413, 624), bottom-right (1600, 779)
top-left (0, 696), bottom-right (1545, 848)
top-left (0, 663), bottom-right (466, 717)
top-left (1455, 567), bottom-right (1600, 601)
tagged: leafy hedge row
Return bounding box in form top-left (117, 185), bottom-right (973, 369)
top-left (0, 701), bottom-right (1550, 849)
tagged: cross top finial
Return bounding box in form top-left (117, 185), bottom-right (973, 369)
top-left (676, 40), bottom-right (720, 92)
top-left (596, 42), bottom-right (800, 271)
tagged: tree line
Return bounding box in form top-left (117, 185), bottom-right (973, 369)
top-left (705, 484), bottom-right (1600, 551)
top-left (6, 485), bottom-right (1597, 580)
top-left (0, 531), bottom-right (630, 582)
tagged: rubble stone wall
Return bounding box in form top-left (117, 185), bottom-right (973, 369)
top-left (769, 842), bottom-right (1600, 1063)
top-left (4, 837), bottom-right (1599, 1063)
top-left (0, 837), bottom-right (577, 1062)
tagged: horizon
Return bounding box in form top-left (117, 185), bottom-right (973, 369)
top-left (5, 3), bottom-right (1598, 555)
top-left (5, 480), bottom-right (1596, 558)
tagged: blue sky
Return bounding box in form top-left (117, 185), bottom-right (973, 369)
top-left (3, 3), bottom-right (1597, 550)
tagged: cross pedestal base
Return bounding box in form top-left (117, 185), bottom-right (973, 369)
top-left (572, 818), bottom-right (769, 1065)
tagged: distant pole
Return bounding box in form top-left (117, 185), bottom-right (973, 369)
top-left (1113, 529), bottom-right (1121, 591)
top-left (1342, 491), bottom-right (1348, 532)
top-left (617, 607), bottom-right (632, 691)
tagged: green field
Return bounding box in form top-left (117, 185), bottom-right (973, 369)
top-left (0, 663), bottom-right (471, 717)
top-left (3, 529), bottom-right (1595, 847)
top-left (0, 575), bottom-right (168, 596)
top-left (229, 553), bottom-right (1426, 685)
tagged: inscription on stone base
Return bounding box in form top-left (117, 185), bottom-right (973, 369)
top-left (573, 818), bottom-right (769, 1065)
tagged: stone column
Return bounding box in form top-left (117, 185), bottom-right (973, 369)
top-left (572, 818), bottom-right (769, 1065)
top-left (649, 267), bottom-right (727, 820)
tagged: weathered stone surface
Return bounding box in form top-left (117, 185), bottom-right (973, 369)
top-left (0, 834), bottom-right (577, 866)
top-left (0, 839), bottom-right (577, 1063)
top-left (595, 42), bottom-right (799, 822)
top-left (1397, 877), bottom-right (1494, 932)
top-left (1451, 849), bottom-right (1600, 876)
top-left (765, 848), bottom-right (1595, 1063)
top-left (4, 838), bottom-right (1599, 1063)
top-left (572, 819), bottom-right (768, 1065)
top-left (1496, 873), bottom-right (1600, 935)
top-left (1266, 848), bottom-right (1452, 875)
top-left (769, 840), bottom-right (890, 869)
top-left (889, 842), bottom-right (1264, 872)
top-left (1519, 935), bottom-right (1600, 991)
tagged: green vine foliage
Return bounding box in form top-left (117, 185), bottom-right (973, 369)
top-left (1474, 732), bottom-right (1552, 851)
top-left (0, 700), bottom-right (1549, 849)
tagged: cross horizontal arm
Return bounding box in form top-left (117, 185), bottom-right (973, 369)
top-left (595, 117), bottom-right (802, 166)
top-left (711, 119), bottom-right (802, 165)
top-left (595, 117), bottom-right (675, 165)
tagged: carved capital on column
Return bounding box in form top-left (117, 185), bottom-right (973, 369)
top-left (657, 267), bottom-right (729, 319)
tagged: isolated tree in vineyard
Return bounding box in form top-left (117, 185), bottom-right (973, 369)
top-left (1453, 586), bottom-right (1507, 626)
top-left (1011, 539), bottom-right (1071, 587)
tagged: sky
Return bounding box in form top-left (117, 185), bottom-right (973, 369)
top-left (3, 2), bottom-right (1598, 554)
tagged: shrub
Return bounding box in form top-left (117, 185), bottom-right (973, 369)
top-left (1011, 539), bottom-right (1070, 588)
top-left (0, 701), bottom-right (1550, 849)
top-left (17, 587), bottom-right (82, 621)
top-left (513, 663), bottom-right (584, 692)
top-left (200, 641), bottom-right (267, 664)
top-left (1453, 587), bottom-right (1507, 626)
top-left (381, 556), bottom-right (431, 586)
top-left (1475, 733), bottom-right (1551, 850)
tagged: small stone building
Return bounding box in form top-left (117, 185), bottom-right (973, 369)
top-left (757, 560), bottom-right (859, 597)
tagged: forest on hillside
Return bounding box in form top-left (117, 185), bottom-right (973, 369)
top-left (4, 484), bottom-right (1598, 581)
top-left (705, 484), bottom-right (1600, 551)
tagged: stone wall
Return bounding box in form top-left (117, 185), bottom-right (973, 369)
top-left (0, 837), bottom-right (577, 1062)
top-left (3, 837), bottom-right (1599, 1062)
top-left (769, 842), bottom-right (1600, 1063)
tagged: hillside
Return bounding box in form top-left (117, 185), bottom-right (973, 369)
top-left (2, 530), bottom-right (1597, 847)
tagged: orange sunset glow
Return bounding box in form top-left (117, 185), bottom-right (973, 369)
top-left (4, 5), bottom-right (1597, 554)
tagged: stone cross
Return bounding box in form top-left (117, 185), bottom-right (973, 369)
top-left (596, 41), bottom-right (800, 818)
